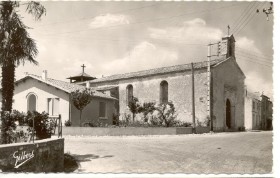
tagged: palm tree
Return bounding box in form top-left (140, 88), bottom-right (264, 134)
top-left (0, 1), bottom-right (46, 144)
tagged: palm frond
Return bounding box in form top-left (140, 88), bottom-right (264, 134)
top-left (25, 1), bottom-right (46, 21)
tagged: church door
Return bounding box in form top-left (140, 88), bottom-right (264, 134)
top-left (226, 99), bottom-right (231, 128)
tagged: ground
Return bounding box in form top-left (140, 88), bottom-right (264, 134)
top-left (64, 131), bottom-right (272, 174)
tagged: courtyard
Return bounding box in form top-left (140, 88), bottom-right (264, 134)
top-left (64, 131), bottom-right (272, 174)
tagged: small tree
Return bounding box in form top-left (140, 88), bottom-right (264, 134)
top-left (155, 102), bottom-right (178, 127)
top-left (128, 96), bottom-right (142, 122)
top-left (70, 88), bottom-right (93, 127)
top-left (139, 102), bottom-right (156, 122)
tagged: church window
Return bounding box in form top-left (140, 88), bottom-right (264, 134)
top-left (99, 102), bottom-right (106, 118)
top-left (48, 98), bottom-right (60, 116)
top-left (160, 81), bottom-right (168, 104)
top-left (126, 84), bottom-right (133, 105)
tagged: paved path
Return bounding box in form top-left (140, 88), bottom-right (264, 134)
top-left (64, 131), bottom-right (272, 174)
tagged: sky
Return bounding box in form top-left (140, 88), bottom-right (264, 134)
top-left (6, 1), bottom-right (274, 98)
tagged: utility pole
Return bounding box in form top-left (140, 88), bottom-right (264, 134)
top-left (191, 63), bottom-right (196, 133)
top-left (207, 44), bottom-right (212, 131)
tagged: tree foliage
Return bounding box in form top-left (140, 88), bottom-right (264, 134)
top-left (154, 102), bottom-right (178, 127)
top-left (70, 88), bottom-right (93, 126)
top-left (0, 1), bottom-right (46, 144)
top-left (139, 102), bottom-right (156, 122)
top-left (128, 96), bottom-right (142, 122)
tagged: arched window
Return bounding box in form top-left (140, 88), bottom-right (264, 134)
top-left (126, 84), bottom-right (133, 105)
top-left (27, 93), bottom-right (37, 112)
top-left (160, 81), bottom-right (168, 104)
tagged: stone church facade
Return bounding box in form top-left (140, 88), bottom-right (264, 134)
top-left (80, 35), bottom-right (245, 132)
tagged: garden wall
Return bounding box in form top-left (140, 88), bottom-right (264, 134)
top-left (62, 127), bottom-right (200, 136)
top-left (0, 138), bottom-right (64, 172)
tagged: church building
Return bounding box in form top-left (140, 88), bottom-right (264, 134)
top-left (80, 35), bottom-right (246, 132)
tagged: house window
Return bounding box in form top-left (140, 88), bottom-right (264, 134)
top-left (48, 98), bottom-right (60, 116)
top-left (160, 81), bottom-right (168, 104)
top-left (126, 84), bottom-right (133, 105)
top-left (99, 102), bottom-right (106, 118)
top-left (27, 93), bottom-right (37, 112)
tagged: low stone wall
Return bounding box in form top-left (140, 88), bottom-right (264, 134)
top-left (63, 127), bottom-right (195, 136)
top-left (0, 138), bottom-right (64, 172)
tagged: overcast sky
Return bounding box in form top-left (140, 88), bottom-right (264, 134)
top-left (7, 1), bottom-right (274, 98)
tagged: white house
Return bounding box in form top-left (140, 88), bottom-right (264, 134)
top-left (0, 71), bottom-right (117, 126)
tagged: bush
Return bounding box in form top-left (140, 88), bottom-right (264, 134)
top-left (10, 110), bottom-right (27, 126)
top-left (27, 111), bottom-right (54, 140)
top-left (128, 97), bottom-right (142, 122)
top-left (149, 114), bottom-right (163, 127)
top-left (65, 119), bottom-right (72, 127)
top-left (112, 113), bottom-right (119, 126)
top-left (139, 102), bottom-right (156, 122)
top-left (119, 113), bottom-right (132, 127)
top-left (173, 120), bottom-right (192, 127)
top-left (153, 102), bottom-right (178, 127)
top-left (0, 111), bottom-right (20, 144)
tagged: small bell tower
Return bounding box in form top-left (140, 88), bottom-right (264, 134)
top-left (221, 34), bottom-right (236, 58)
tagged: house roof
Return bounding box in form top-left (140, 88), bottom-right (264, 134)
top-left (81, 57), bottom-right (229, 84)
top-left (14, 74), bottom-right (116, 100)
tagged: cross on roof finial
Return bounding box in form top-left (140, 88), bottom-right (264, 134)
top-left (81, 64), bottom-right (86, 73)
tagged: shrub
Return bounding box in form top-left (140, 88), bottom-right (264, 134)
top-left (173, 120), bottom-right (192, 127)
top-left (119, 113), bottom-right (132, 127)
top-left (65, 119), bottom-right (72, 127)
top-left (128, 97), bottom-right (142, 122)
top-left (11, 110), bottom-right (27, 126)
top-left (153, 102), bottom-right (178, 127)
top-left (0, 111), bottom-right (20, 144)
top-left (112, 113), bottom-right (119, 126)
top-left (196, 116), bottom-right (210, 127)
top-left (27, 111), bottom-right (54, 140)
top-left (139, 102), bottom-right (156, 122)
top-left (149, 114), bottom-right (163, 127)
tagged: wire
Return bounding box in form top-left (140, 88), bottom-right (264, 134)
top-left (236, 54), bottom-right (272, 68)
top-left (236, 52), bottom-right (272, 65)
top-left (231, 2), bottom-right (260, 34)
top-left (234, 2), bottom-right (267, 36)
top-left (236, 50), bottom-right (272, 62)
top-left (236, 46), bottom-right (271, 58)
top-left (230, 2), bottom-right (256, 31)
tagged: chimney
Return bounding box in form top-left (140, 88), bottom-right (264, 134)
top-left (86, 81), bottom-right (90, 88)
top-left (42, 70), bottom-right (47, 80)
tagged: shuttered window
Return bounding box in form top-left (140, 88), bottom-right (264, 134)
top-left (99, 102), bottom-right (106, 118)
top-left (47, 98), bottom-right (60, 116)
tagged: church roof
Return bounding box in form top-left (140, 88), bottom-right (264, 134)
top-left (14, 74), bottom-right (116, 100)
top-left (82, 57), bottom-right (229, 84)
